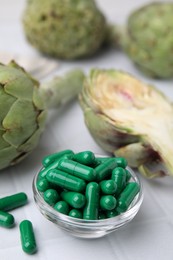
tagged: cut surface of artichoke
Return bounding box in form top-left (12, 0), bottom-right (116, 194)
top-left (81, 69), bottom-right (173, 177)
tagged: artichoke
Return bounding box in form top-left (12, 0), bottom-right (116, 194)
top-left (109, 3), bottom-right (173, 78)
top-left (0, 61), bottom-right (84, 170)
top-left (23, 0), bottom-right (106, 59)
top-left (79, 69), bottom-right (173, 178)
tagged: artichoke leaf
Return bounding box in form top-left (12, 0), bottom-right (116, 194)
top-left (114, 142), bottom-right (154, 168)
top-left (4, 72), bottom-right (35, 101)
top-left (0, 146), bottom-right (21, 170)
top-left (18, 110), bottom-right (47, 153)
top-left (0, 86), bottom-right (16, 129)
top-left (2, 100), bottom-right (39, 147)
top-left (80, 105), bottom-right (139, 153)
top-left (0, 130), bottom-right (9, 149)
top-left (139, 163), bottom-right (167, 179)
top-left (0, 64), bottom-right (34, 100)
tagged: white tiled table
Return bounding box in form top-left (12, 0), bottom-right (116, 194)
top-left (0, 1), bottom-right (173, 259)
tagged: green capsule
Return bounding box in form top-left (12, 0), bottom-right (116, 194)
top-left (0, 192), bottom-right (28, 211)
top-left (19, 220), bottom-right (37, 255)
top-left (58, 159), bottom-right (96, 181)
top-left (95, 158), bottom-right (117, 181)
top-left (72, 151), bottom-right (96, 166)
top-left (43, 189), bottom-right (60, 206)
top-left (69, 209), bottom-right (83, 219)
top-left (106, 209), bottom-right (119, 218)
top-left (111, 167), bottom-right (127, 196)
top-left (100, 180), bottom-right (117, 195)
top-left (42, 150), bottom-right (74, 167)
top-left (61, 191), bottom-right (85, 209)
top-left (92, 156), bottom-right (107, 167)
top-left (125, 169), bottom-right (132, 183)
top-left (0, 211), bottom-right (15, 228)
top-left (116, 182), bottom-right (140, 213)
top-left (83, 182), bottom-right (99, 220)
top-left (54, 201), bottom-right (69, 215)
top-left (115, 157), bottom-right (127, 168)
top-left (46, 169), bottom-right (86, 192)
top-left (38, 160), bottom-right (60, 179)
top-left (100, 195), bottom-right (117, 211)
top-left (95, 156), bottom-right (116, 166)
top-left (92, 159), bottom-right (102, 167)
top-left (95, 157), bottom-right (111, 163)
top-left (36, 178), bottom-right (50, 192)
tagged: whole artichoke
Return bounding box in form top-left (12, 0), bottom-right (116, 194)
top-left (79, 69), bottom-right (173, 178)
top-left (0, 61), bottom-right (84, 170)
top-left (109, 3), bottom-right (173, 78)
top-left (23, 0), bottom-right (106, 59)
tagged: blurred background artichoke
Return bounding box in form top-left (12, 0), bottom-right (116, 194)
top-left (79, 69), bottom-right (173, 178)
top-left (0, 61), bottom-right (84, 170)
top-left (109, 2), bottom-right (173, 78)
top-left (23, 0), bottom-right (107, 59)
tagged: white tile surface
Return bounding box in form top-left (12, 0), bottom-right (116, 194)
top-left (109, 220), bottom-right (173, 260)
top-left (0, 0), bottom-right (173, 259)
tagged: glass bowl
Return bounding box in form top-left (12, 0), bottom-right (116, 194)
top-left (32, 156), bottom-right (143, 239)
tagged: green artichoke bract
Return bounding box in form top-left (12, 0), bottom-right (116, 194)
top-left (110, 3), bottom-right (173, 78)
top-left (23, 0), bottom-right (106, 59)
top-left (0, 61), bottom-right (84, 170)
top-left (79, 69), bottom-right (173, 178)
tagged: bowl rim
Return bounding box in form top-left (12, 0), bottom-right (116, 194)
top-left (33, 155), bottom-right (144, 227)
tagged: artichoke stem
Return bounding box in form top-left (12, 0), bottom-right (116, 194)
top-left (107, 24), bottom-right (127, 49)
top-left (40, 69), bottom-right (85, 109)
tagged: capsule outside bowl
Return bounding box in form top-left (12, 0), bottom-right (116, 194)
top-left (32, 156), bottom-right (143, 239)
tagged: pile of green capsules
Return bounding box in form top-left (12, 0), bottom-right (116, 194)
top-left (37, 150), bottom-right (140, 220)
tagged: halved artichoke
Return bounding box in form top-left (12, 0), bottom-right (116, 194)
top-left (79, 69), bottom-right (173, 178)
top-left (0, 61), bottom-right (84, 170)
top-left (109, 3), bottom-right (173, 78)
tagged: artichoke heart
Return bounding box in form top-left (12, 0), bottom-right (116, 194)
top-left (79, 69), bottom-right (173, 178)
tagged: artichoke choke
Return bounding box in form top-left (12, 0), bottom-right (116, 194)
top-left (79, 69), bottom-right (173, 178)
top-left (23, 0), bottom-right (106, 59)
top-left (0, 61), bottom-right (84, 170)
